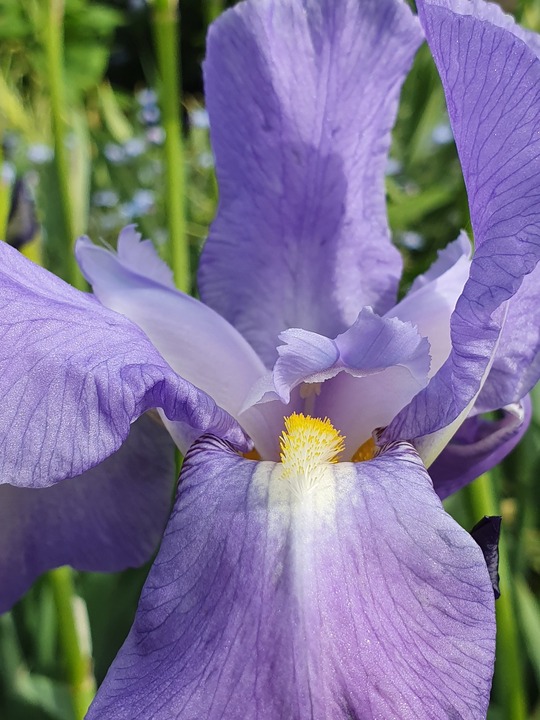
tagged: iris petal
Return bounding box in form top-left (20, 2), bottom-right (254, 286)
top-left (0, 415), bottom-right (175, 612)
top-left (87, 438), bottom-right (495, 719)
top-left (199, 0), bottom-right (422, 367)
top-left (388, 232), bottom-right (471, 377)
top-left (477, 266), bottom-right (540, 412)
top-left (387, 2), bottom-right (540, 463)
top-left (429, 397), bottom-right (531, 499)
top-left (76, 231), bottom-right (267, 447)
top-left (242, 309), bottom-right (430, 459)
top-left (0, 241), bottom-right (245, 488)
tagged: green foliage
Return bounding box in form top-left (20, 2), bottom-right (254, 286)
top-left (0, 0), bottom-right (123, 99)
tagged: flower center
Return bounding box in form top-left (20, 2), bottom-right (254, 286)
top-left (244, 414), bottom-right (378, 465)
top-left (279, 413), bottom-right (345, 493)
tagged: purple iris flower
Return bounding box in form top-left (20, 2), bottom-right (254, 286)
top-left (1, 0), bottom-right (540, 716)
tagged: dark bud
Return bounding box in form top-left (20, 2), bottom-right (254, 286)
top-left (7, 178), bottom-right (39, 250)
top-left (470, 516), bottom-right (502, 600)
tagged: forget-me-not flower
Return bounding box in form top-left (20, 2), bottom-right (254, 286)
top-left (2, 0), bottom-right (540, 716)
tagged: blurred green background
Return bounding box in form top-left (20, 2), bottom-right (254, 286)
top-left (1, 0), bottom-right (540, 717)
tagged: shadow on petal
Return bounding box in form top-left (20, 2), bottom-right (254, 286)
top-left (0, 415), bottom-right (175, 613)
top-left (429, 397), bottom-right (531, 500)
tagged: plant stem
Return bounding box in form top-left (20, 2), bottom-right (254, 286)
top-left (151, 0), bottom-right (190, 292)
top-left (49, 567), bottom-right (96, 719)
top-left (207, 0), bottom-right (224, 23)
top-left (43, 0), bottom-right (84, 288)
top-left (465, 473), bottom-right (527, 720)
top-left (0, 144), bottom-right (10, 242)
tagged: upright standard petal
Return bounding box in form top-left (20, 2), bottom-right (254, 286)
top-left (0, 242), bottom-right (246, 488)
top-left (199, 0), bottom-right (422, 366)
top-left (87, 438), bottom-right (495, 720)
top-left (0, 415), bottom-right (174, 612)
top-left (418, 0), bottom-right (540, 55)
top-left (387, 1), bottom-right (540, 462)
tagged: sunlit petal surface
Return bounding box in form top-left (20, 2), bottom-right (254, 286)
top-left (0, 241), bottom-right (246, 487)
top-left (87, 438), bottom-right (494, 720)
top-left (199, 0), bottom-right (422, 366)
top-left (387, 1), bottom-right (540, 463)
top-left (76, 230), bottom-right (267, 446)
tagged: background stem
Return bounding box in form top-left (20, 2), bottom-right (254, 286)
top-left (43, 0), bottom-right (84, 288)
top-left (465, 473), bottom-right (527, 720)
top-left (49, 568), bottom-right (96, 720)
top-left (151, 0), bottom-right (190, 292)
top-left (207, 0), bottom-right (224, 23)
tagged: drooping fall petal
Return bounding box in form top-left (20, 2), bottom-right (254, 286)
top-left (0, 241), bottom-right (246, 488)
top-left (87, 437), bottom-right (495, 720)
top-left (429, 398), bottom-right (531, 499)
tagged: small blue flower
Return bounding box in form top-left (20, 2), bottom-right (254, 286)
top-left (123, 137), bottom-right (146, 158)
top-left (92, 190), bottom-right (119, 209)
top-left (189, 107), bottom-right (210, 129)
top-left (27, 144), bottom-right (54, 164)
top-left (104, 143), bottom-right (127, 164)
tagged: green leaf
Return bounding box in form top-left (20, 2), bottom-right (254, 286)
top-left (7, 673), bottom-right (73, 720)
top-left (387, 181), bottom-right (456, 229)
top-left (515, 576), bottom-right (540, 683)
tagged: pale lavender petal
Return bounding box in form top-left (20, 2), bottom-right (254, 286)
top-left (242, 310), bottom-right (430, 459)
top-left (273, 329), bottom-right (340, 402)
top-left (87, 438), bottom-right (495, 719)
top-left (0, 242), bottom-right (246, 488)
top-left (429, 397), bottom-right (531, 500)
top-left (388, 232), bottom-right (471, 376)
top-left (323, 311), bottom-right (431, 455)
top-left (199, 0), bottom-right (422, 366)
top-left (408, 232), bottom-right (471, 294)
top-left (237, 398), bottom-right (291, 462)
top-left (334, 308), bottom-right (431, 374)
top-left (315, 368), bottom-right (425, 460)
top-left (0, 415), bottom-right (174, 613)
top-left (239, 330), bottom-right (340, 410)
top-left (116, 225), bottom-right (176, 288)
top-left (386, 2), bottom-right (540, 462)
top-left (76, 233), bottom-right (267, 446)
top-left (256, 310), bottom-right (429, 458)
top-left (266, 309), bottom-right (431, 403)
